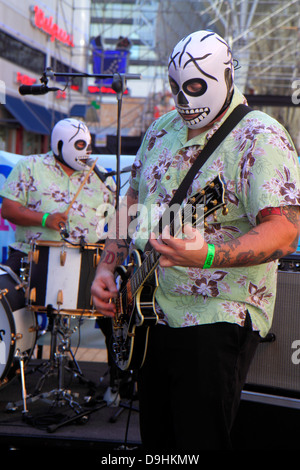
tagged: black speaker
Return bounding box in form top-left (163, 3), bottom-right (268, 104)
top-left (245, 256), bottom-right (300, 394)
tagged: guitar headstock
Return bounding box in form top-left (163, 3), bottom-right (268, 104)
top-left (185, 174), bottom-right (227, 227)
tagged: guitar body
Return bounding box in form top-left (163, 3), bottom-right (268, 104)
top-left (112, 249), bottom-right (159, 370)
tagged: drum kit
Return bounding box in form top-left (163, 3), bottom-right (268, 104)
top-left (0, 239), bottom-right (104, 418)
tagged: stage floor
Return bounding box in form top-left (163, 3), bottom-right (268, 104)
top-left (0, 357), bottom-right (141, 453)
top-left (1, 354), bottom-right (300, 453)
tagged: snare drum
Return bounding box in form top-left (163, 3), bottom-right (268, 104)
top-left (0, 268), bottom-right (37, 389)
top-left (27, 241), bottom-right (103, 316)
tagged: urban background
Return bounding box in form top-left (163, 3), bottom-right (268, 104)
top-left (0, 0), bottom-right (299, 156)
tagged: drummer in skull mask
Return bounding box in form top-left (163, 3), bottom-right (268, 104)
top-left (0, 119), bottom-right (122, 405)
top-left (0, 118), bottom-right (115, 273)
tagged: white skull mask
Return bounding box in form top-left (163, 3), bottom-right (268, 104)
top-left (168, 31), bottom-right (234, 129)
top-left (51, 118), bottom-right (92, 171)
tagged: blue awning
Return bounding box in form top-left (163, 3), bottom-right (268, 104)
top-left (26, 101), bottom-right (67, 133)
top-left (26, 101), bottom-right (53, 133)
top-left (70, 104), bottom-right (87, 118)
top-left (4, 95), bottom-right (50, 135)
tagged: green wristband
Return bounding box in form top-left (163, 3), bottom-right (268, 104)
top-left (203, 244), bottom-right (215, 269)
top-left (41, 212), bottom-right (50, 227)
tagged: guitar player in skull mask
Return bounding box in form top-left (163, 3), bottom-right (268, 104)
top-left (91, 30), bottom-right (300, 451)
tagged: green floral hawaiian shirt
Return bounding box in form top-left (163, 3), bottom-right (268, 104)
top-left (0, 152), bottom-right (115, 253)
top-left (129, 86), bottom-right (300, 337)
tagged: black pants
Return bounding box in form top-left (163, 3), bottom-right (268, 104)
top-left (137, 316), bottom-right (259, 451)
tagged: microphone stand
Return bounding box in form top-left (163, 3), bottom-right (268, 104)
top-left (111, 73), bottom-right (125, 211)
top-left (36, 67), bottom-right (138, 210)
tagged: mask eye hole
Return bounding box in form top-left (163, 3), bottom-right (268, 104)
top-left (183, 78), bottom-right (207, 97)
top-left (75, 140), bottom-right (87, 150)
top-left (169, 77), bottom-right (179, 95)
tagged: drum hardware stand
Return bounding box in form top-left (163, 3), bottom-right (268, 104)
top-left (6, 305), bottom-right (96, 416)
top-left (7, 349), bottom-right (31, 415)
top-left (6, 307), bottom-right (110, 432)
top-left (33, 305), bottom-right (94, 399)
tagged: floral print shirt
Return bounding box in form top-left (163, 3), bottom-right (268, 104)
top-left (129, 86), bottom-right (300, 337)
top-left (0, 152), bottom-right (115, 253)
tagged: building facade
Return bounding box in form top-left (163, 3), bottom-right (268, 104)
top-left (0, 0), bottom-right (91, 154)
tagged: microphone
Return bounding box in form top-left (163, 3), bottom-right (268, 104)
top-left (86, 159), bottom-right (109, 184)
top-left (19, 85), bottom-right (60, 95)
top-left (87, 159), bottom-right (131, 180)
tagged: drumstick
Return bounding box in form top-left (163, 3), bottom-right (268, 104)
top-left (65, 158), bottom-right (98, 216)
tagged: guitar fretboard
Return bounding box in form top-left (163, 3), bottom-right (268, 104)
top-left (131, 248), bottom-right (160, 296)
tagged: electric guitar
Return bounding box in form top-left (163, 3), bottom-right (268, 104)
top-left (111, 174), bottom-right (227, 371)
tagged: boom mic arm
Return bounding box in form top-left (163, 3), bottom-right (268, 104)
top-left (86, 159), bottom-right (131, 194)
top-left (86, 159), bottom-right (131, 180)
top-left (86, 159), bottom-right (108, 184)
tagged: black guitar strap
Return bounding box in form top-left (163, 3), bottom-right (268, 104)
top-left (144, 103), bottom-right (252, 252)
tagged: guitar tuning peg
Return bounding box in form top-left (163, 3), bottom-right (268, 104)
top-left (204, 221), bottom-right (208, 228)
top-left (222, 205), bottom-right (229, 215)
top-left (201, 189), bottom-right (205, 195)
top-left (213, 211), bottom-right (218, 222)
top-left (212, 199), bottom-right (218, 206)
top-left (209, 182), bottom-right (215, 188)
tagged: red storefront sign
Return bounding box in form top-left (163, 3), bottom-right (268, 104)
top-left (15, 71), bottom-right (37, 86)
top-left (31, 5), bottom-right (74, 47)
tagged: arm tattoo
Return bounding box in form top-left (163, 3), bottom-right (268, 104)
top-left (100, 239), bottom-right (129, 266)
top-left (282, 206), bottom-right (300, 226)
top-left (99, 186), bottom-right (138, 266)
top-left (214, 205), bottom-right (300, 267)
top-left (214, 245), bottom-right (285, 267)
top-left (257, 205), bottom-right (300, 227)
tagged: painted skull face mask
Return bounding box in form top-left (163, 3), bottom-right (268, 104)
top-left (168, 30), bottom-right (234, 129)
top-left (51, 118), bottom-right (92, 171)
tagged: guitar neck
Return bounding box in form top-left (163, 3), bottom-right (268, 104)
top-left (130, 248), bottom-right (161, 297)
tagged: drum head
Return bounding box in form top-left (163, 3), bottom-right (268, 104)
top-left (0, 270), bottom-right (37, 389)
top-left (0, 296), bottom-right (15, 385)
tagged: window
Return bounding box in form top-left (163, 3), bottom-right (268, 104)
top-left (0, 29), bottom-right (45, 74)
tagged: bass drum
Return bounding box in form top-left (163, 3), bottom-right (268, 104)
top-left (0, 267), bottom-right (37, 389)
